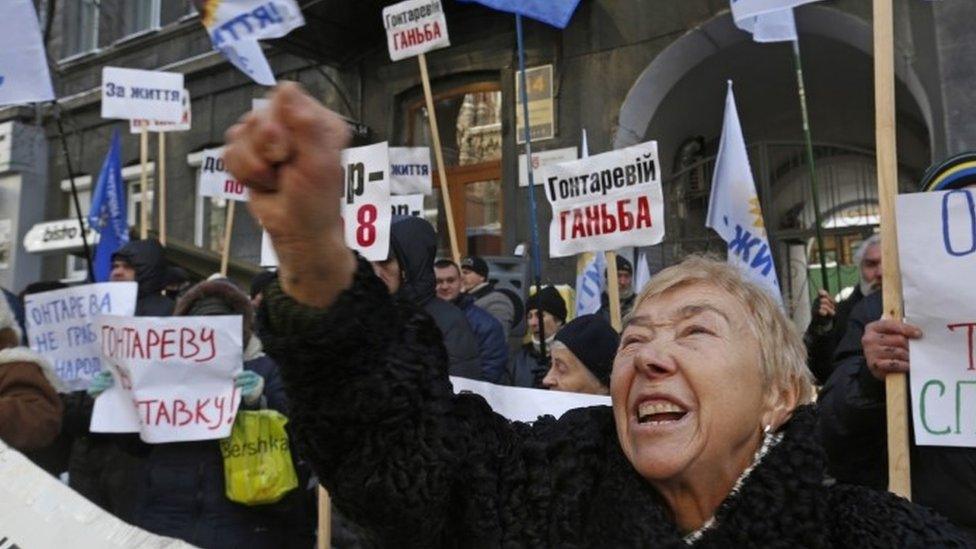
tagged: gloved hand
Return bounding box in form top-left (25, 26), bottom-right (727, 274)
top-left (87, 370), bottom-right (115, 398)
top-left (235, 370), bottom-right (265, 406)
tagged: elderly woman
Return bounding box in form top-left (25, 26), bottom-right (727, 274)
top-left (226, 83), bottom-right (968, 547)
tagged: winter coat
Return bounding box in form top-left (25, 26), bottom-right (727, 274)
top-left (0, 347), bottom-right (63, 450)
top-left (469, 282), bottom-right (517, 337)
top-left (454, 294), bottom-right (508, 383)
top-left (112, 239), bottom-right (175, 316)
top-left (506, 343), bottom-right (548, 388)
top-left (805, 285), bottom-right (865, 384)
top-left (600, 290), bottom-right (636, 324)
top-left (389, 217), bottom-right (481, 379)
top-left (258, 256), bottom-right (969, 547)
top-left (819, 290), bottom-right (976, 540)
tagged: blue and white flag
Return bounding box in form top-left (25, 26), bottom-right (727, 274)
top-left (0, 0), bottom-right (55, 107)
top-left (459, 0), bottom-right (582, 29)
top-left (575, 252), bottom-right (606, 316)
top-left (706, 82), bottom-right (783, 304)
top-left (88, 131), bottom-right (128, 282)
top-left (730, 0), bottom-right (820, 20)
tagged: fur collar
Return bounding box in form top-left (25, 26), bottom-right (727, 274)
top-left (0, 346), bottom-right (66, 393)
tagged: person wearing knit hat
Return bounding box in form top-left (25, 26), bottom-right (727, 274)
top-left (542, 314), bottom-right (618, 395)
top-left (507, 285), bottom-right (567, 388)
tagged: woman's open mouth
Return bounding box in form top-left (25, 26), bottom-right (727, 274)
top-left (637, 400), bottom-right (688, 425)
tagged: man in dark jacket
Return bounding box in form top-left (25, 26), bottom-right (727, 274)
top-left (110, 238), bottom-right (175, 316)
top-left (805, 234), bottom-right (881, 384)
top-left (435, 259), bottom-right (507, 383)
top-left (507, 286), bottom-right (566, 387)
top-left (372, 216), bottom-right (481, 380)
top-left (460, 255), bottom-right (520, 337)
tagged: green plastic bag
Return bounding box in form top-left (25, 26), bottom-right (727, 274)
top-left (220, 409), bottom-right (299, 506)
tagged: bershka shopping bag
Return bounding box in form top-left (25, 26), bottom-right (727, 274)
top-left (220, 409), bottom-right (298, 505)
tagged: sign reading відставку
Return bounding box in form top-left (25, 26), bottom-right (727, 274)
top-left (899, 189), bottom-right (976, 448)
top-left (101, 67), bottom-right (184, 123)
top-left (24, 283), bottom-right (137, 392)
top-left (383, 0), bottom-right (450, 62)
top-left (539, 140), bottom-right (664, 258)
top-left (90, 315), bottom-right (243, 443)
top-left (198, 147), bottom-right (249, 202)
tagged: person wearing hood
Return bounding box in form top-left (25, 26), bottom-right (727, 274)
top-left (601, 255), bottom-right (637, 321)
top-left (372, 216), bottom-right (481, 380)
top-left (110, 238), bottom-right (175, 316)
top-left (541, 314), bottom-right (617, 395)
top-left (507, 286), bottom-right (566, 387)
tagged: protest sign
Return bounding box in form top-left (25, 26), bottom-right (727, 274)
top-left (90, 315), bottom-right (244, 443)
top-left (199, 147), bottom-right (250, 202)
top-left (518, 147), bottom-right (578, 187)
top-left (898, 189), bottom-right (976, 448)
top-left (129, 89), bottom-right (192, 133)
top-left (101, 67), bottom-right (184, 122)
top-left (539, 140), bottom-right (664, 258)
top-left (450, 376), bottom-right (609, 423)
top-left (24, 283), bottom-right (137, 392)
top-left (391, 194), bottom-right (425, 218)
top-left (383, 0), bottom-right (450, 62)
top-left (341, 142), bottom-right (392, 261)
top-left (390, 146), bottom-right (433, 195)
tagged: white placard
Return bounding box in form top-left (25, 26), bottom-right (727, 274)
top-left (341, 142), bottom-right (392, 261)
top-left (24, 283), bottom-right (137, 392)
top-left (391, 193), bottom-right (425, 218)
top-left (450, 376), bottom-right (610, 423)
top-left (898, 189), bottom-right (976, 447)
top-left (260, 230), bottom-right (279, 268)
top-left (382, 0), bottom-right (450, 61)
top-left (539, 140), bottom-right (664, 258)
top-left (90, 315), bottom-right (244, 443)
top-left (129, 89), bottom-right (192, 133)
top-left (518, 147), bottom-right (578, 187)
top-left (101, 67), bottom-right (184, 123)
top-left (390, 146), bottom-right (432, 195)
top-left (198, 147), bottom-right (249, 202)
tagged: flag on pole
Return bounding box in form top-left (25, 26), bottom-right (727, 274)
top-left (734, 8), bottom-right (797, 43)
top-left (0, 0), bottom-right (55, 107)
top-left (729, 0), bottom-right (820, 20)
top-left (458, 0), bottom-right (582, 28)
top-left (88, 131), bottom-right (128, 282)
top-left (575, 251), bottom-right (606, 316)
top-left (634, 250), bottom-right (651, 295)
top-left (706, 82), bottom-right (783, 304)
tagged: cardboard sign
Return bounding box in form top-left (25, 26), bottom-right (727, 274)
top-left (101, 67), bottom-right (184, 123)
top-left (898, 189), bottom-right (976, 447)
top-left (449, 376), bottom-right (609, 423)
top-left (540, 140), bottom-right (664, 257)
top-left (129, 89), bottom-right (192, 133)
top-left (515, 65), bottom-right (555, 144)
top-left (24, 283), bottom-right (137, 392)
top-left (391, 194), bottom-right (425, 218)
top-left (198, 147), bottom-right (249, 202)
top-left (341, 142), bottom-right (392, 261)
top-left (383, 0), bottom-right (450, 61)
top-left (90, 315), bottom-right (244, 443)
top-left (390, 146), bottom-right (433, 195)
top-left (518, 146), bottom-right (578, 187)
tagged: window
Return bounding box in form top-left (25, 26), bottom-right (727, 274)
top-left (62, 0), bottom-right (99, 59)
top-left (121, 163), bottom-right (156, 234)
top-left (124, 0), bottom-right (161, 37)
top-left (188, 151), bottom-right (229, 254)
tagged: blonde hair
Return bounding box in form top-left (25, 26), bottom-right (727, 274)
top-left (632, 255), bottom-right (815, 405)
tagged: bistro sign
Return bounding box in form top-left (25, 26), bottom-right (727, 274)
top-left (23, 218), bottom-right (99, 254)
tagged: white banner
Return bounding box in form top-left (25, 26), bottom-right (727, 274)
top-left (540, 140), bottom-right (664, 258)
top-left (90, 315), bottom-right (244, 443)
top-left (390, 146), bottom-right (432, 195)
top-left (198, 147), bottom-right (250, 202)
top-left (204, 0), bottom-right (305, 47)
top-left (24, 283), bottom-right (137, 392)
top-left (730, 0), bottom-right (820, 20)
top-left (129, 89), bottom-right (192, 133)
top-left (383, 0), bottom-right (450, 61)
top-left (898, 189), bottom-right (976, 447)
top-left (519, 147), bottom-right (578, 187)
top-left (450, 376), bottom-right (609, 423)
top-left (0, 0), bottom-right (55, 107)
top-left (101, 67), bottom-right (184, 122)
top-left (391, 194), bottom-right (425, 218)
top-left (341, 142), bottom-right (392, 261)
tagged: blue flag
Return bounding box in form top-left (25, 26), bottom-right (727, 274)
top-left (88, 130), bottom-right (128, 282)
top-left (459, 0), bottom-right (582, 28)
top-left (575, 252), bottom-right (606, 316)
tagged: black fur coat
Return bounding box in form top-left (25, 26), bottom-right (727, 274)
top-left (261, 258), bottom-right (969, 548)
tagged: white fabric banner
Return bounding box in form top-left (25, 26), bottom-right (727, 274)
top-left (391, 193), bottom-right (425, 218)
top-left (383, 0), bottom-right (451, 61)
top-left (540, 140), bottom-right (664, 258)
top-left (450, 376), bottom-right (609, 423)
top-left (389, 147), bottom-right (433, 195)
top-left (706, 82), bottom-right (783, 304)
top-left (341, 142), bottom-right (392, 261)
top-left (130, 89), bottom-right (192, 133)
top-left (0, 0), bottom-right (55, 107)
top-left (898, 189), bottom-right (976, 447)
top-left (729, 0), bottom-right (820, 20)
top-left (204, 0), bottom-right (305, 46)
top-left (575, 252), bottom-right (606, 316)
top-left (198, 147), bottom-right (250, 202)
top-left (101, 67), bottom-right (184, 122)
top-left (24, 283), bottom-right (137, 392)
top-left (90, 315), bottom-right (244, 443)
top-left (216, 39), bottom-right (277, 87)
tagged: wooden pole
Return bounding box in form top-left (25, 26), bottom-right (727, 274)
top-left (139, 127), bottom-right (149, 240)
top-left (606, 251), bottom-right (622, 332)
top-left (418, 52), bottom-right (462, 264)
top-left (158, 132), bottom-right (167, 246)
top-left (317, 487), bottom-right (331, 549)
top-left (220, 201), bottom-right (236, 277)
top-left (873, 0), bottom-right (911, 500)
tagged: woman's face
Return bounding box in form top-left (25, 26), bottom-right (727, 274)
top-left (611, 282), bottom-right (768, 486)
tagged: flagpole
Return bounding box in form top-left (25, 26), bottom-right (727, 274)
top-left (790, 39), bottom-right (829, 292)
top-left (158, 133), bottom-right (167, 246)
top-left (220, 201), bottom-right (236, 277)
top-left (139, 127), bottom-right (150, 240)
top-left (54, 110), bottom-right (95, 282)
top-left (516, 13), bottom-right (549, 360)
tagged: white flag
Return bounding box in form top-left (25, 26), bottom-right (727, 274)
top-left (706, 82), bottom-right (782, 304)
top-left (735, 8), bottom-right (797, 43)
top-left (0, 0), bottom-right (55, 107)
top-left (215, 40), bottom-right (276, 86)
top-left (729, 0), bottom-right (820, 20)
top-left (575, 252), bottom-right (606, 316)
top-left (634, 249), bottom-right (651, 295)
